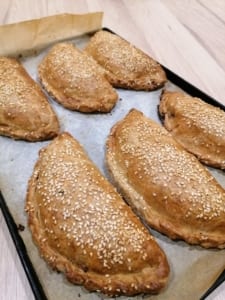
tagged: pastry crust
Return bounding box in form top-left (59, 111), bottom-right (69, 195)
top-left (38, 43), bottom-right (118, 113)
top-left (26, 132), bottom-right (169, 296)
top-left (0, 57), bottom-right (59, 141)
top-left (106, 109), bottom-right (225, 248)
top-left (85, 30), bottom-right (167, 90)
top-left (159, 90), bottom-right (225, 170)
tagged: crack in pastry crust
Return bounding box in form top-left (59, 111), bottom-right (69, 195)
top-left (26, 132), bottom-right (169, 296)
top-left (106, 109), bottom-right (225, 248)
top-left (159, 90), bottom-right (225, 170)
top-left (0, 57), bottom-right (59, 141)
top-left (38, 43), bottom-right (118, 113)
top-left (85, 30), bottom-right (167, 91)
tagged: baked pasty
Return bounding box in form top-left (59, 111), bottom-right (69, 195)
top-left (26, 132), bottom-right (169, 296)
top-left (106, 109), bottom-right (225, 248)
top-left (159, 90), bottom-right (225, 170)
top-left (85, 30), bottom-right (167, 90)
top-left (38, 43), bottom-right (118, 113)
top-left (0, 57), bottom-right (59, 141)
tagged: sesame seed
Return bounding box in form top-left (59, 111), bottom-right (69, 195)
top-left (30, 133), bottom-right (153, 274)
top-left (85, 30), bottom-right (166, 90)
top-left (38, 42), bottom-right (118, 112)
top-left (0, 56), bottom-right (58, 139)
top-left (108, 110), bottom-right (225, 225)
top-left (161, 91), bottom-right (225, 169)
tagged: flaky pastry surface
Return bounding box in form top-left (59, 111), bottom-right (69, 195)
top-left (159, 90), bottom-right (225, 170)
top-left (26, 132), bottom-right (169, 296)
top-left (0, 57), bottom-right (59, 141)
top-left (106, 109), bottom-right (225, 248)
top-left (39, 43), bottom-right (118, 113)
top-left (85, 30), bottom-right (167, 90)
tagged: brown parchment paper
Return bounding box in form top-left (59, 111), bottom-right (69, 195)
top-left (0, 13), bottom-right (225, 300)
top-left (0, 12), bottom-right (103, 57)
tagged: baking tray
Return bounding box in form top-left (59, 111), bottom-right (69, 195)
top-left (0, 28), bottom-right (225, 300)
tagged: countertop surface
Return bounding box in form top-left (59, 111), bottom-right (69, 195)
top-left (0, 1), bottom-right (225, 299)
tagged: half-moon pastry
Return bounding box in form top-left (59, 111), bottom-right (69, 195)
top-left (0, 57), bottom-right (59, 141)
top-left (38, 43), bottom-right (118, 113)
top-left (26, 132), bottom-right (169, 296)
top-left (85, 30), bottom-right (167, 90)
top-left (106, 109), bottom-right (225, 248)
top-left (159, 90), bottom-right (225, 170)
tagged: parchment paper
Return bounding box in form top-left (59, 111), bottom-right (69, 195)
top-left (0, 12), bottom-right (103, 57)
top-left (0, 14), bottom-right (225, 300)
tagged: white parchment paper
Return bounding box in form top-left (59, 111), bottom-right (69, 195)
top-left (0, 34), bottom-right (225, 300)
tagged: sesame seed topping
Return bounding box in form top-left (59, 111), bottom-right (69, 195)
top-left (0, 56), bottom-right (59, 139)
top-left (40, 43), bottom-right (106, 85)
top-left (38, 42), bottom-right (118, 112)
top-left (164, 92), bottom-right (225, 138)
top-left (109, 110), bottom-right (225, 223)
top-left (160, 91), bottom-right (225, 169)
top-left (29, 133), bottom-right (153, 274)
top-left (85, 30), bottom-right (166, 89)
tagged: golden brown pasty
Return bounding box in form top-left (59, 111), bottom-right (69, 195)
top-left (26, 132), bottom-right (169, 296)
top-left (38, 43), bottom-right (118, 113)
top-left (106, 109), bottom-right (225, 248)
top-left (0, 57), bottom-right (59, 141)
top-left (85, 30), bottom-right (167, 90)
top-left (159, 90), bottom-right (225, 170)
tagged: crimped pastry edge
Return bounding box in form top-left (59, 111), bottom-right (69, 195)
top-left (106, 109), bottom-right (225, 249)
top-left (159, 90), bottom-right (225, 170)
top-left (26, 132), bottom-right (169, 296)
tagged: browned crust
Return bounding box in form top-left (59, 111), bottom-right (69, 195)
top-left (25, 132), bottom-right (169, 296)
top-left (85, 30), bottom-right (167, 91)
top-left (159, 90), bottom-right (225, 170)
top-left (106, 109), bottom-right (225, 248)
top-left (38, 43), bottom-right (118, 113)
top-left (0, 57), bottom-right (59, 141)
